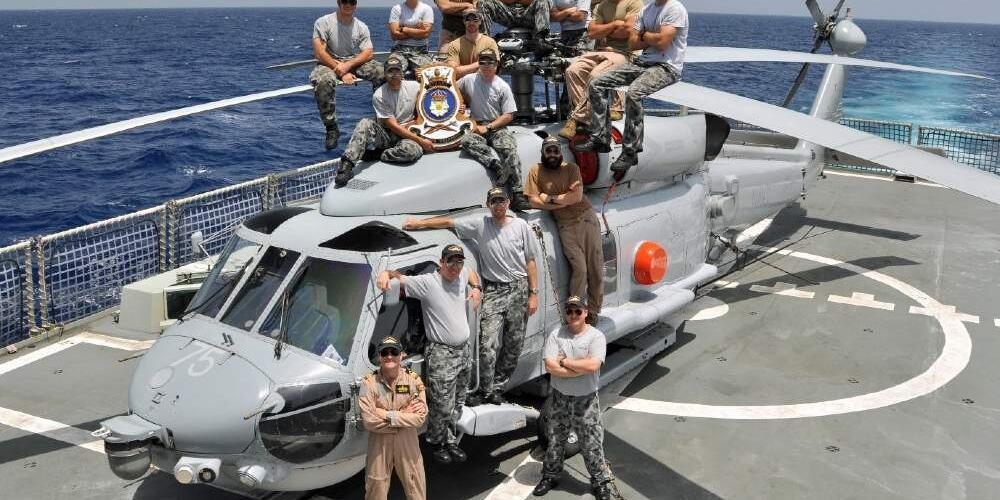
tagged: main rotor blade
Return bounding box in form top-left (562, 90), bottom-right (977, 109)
top-left (686, 47), bottom-right (992, 80)
top-left (0, 85), bottom-right (312, 165)
top-left (805, 0), bottom-right (826, 26)
top-left (647, 82), bottom-right (1000, 206)
top-left (267, 59), bottom-right (317, 70)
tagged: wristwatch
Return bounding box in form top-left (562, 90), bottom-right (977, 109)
top-left (559, 358), bottom-right (566, 368)
top-left (484, 123), bottom-right (493, 132)
top-left (469, 282), bottom-right (481, 290)
top-left (530, 288), bottom-right (539, 295)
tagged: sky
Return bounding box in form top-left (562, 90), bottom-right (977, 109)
top-left (0, 0), bottom-right (998, 24)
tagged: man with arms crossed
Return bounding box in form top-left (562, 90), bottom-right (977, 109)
top-left (578, 0), bottom-right (688, 179)
top-left (443, 7), bottom-right (500, 78)
top-left (336, 56), bottom-right (435, 186)
top-left (311, 0), bottom-right (383, 150)
top-left (376, 245), bottom-right (482, 464)
top-left (533, 296), bottom-right (611, 499)
top-left (388, 0), bottom-right (435, 74)
top-left (525, 136), bottom-right (604, 324)
top-left (403, 187), bottom-right (539, 405)
top-left (435, 0), bottom-right (478, 49)
top-left (359, 335), bottom-right (428, 500)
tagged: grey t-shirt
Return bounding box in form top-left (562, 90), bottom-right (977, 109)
top-left (634, 0), bottom-right (688, 73)
top-left (543, 325), bottom-right (606, 396)
top-left (456, 73), bottom-right (518, 123)
top-left (313, 13), bottom-right (374, 60)
top-left (454, 214), bottom-right (535, 283)
top-left (389, 1), bottom-right (435, 48)
top-left (551, 0), bottom-right (591, 32)
top-left (404, 268), bottom-right (471, 346)
top-left (374, 80), bottom-right (421, 123)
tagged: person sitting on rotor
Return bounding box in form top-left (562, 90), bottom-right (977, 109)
top-left (477, 0), bottom-right (551, 38)
top-left (457, 48), bottom-right (531, 211)
top-left (310, 0), bottom-right (384, 151)
top-left (550, 0), bottom-right (594, 52)
top-left (443, 7), bottom-right (501, 78)
top-left (577, 0), bottom-right (688, 179)
top-left (387, 0), bottom-right (436, 76)
top-left (336, 56), bottom-right (436, 187)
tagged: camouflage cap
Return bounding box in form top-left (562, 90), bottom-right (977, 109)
top-left (564, 295), bottom-right (588, 309)
top-left (462, 6), bottom-right (483, 19)
top-left (384, 55), bottom-right (404, 72)
top-left (377, 335), bottom-right (402, 352)
top-left (541, 135), bottom-right (560, 152)
top-left (441, 243), bottom-right (465, 259)
top-left (486, 186), bottom-right (509, 202)
top-left (477, 48), bottom-right (498, 63)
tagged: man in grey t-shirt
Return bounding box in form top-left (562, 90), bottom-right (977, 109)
top-left (403, 186), bottom-right (539, 405)
top-left (578, 0), bottom-right (688, 181)
top-left (535, 295), bottom-right (612, 499)
top-left (336, 56), bottom-right (437, 186)
top-left (310, 0), bottom-right (384, 150)
top-left (377, 244), bottom-right (483, 465)
top-left (388, 0), bottom-right (436, 74)
top-left (456, 49), bottom-right (531, 211)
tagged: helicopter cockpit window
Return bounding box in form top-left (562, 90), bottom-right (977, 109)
top-left (260, 258), bottom-right (371, 364)
top-left (185, 235), bottom-right (262, 319)
top-left (221, 247), bottom-right (300, 331)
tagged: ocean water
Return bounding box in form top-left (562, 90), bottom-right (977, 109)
top-left (0, 8), bottom-right (997, 245)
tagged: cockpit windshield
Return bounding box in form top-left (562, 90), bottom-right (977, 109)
top-left (185, 235), bottom-right (262, 319)
top-left (260, 259), bottom-right (372, 365)
top-left (222, 246), bottom-right (301, 331)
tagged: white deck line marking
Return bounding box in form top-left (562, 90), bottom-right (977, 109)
top-left (909, 304), bottom-right (979, 324)
top-left (483, 453), bottom-right (542, 500)
top-left (714, 280), bottom-right (739, 289)
top-left (613, 248), bottom-right (973, 419)
top-left (690, 303), bottom-right (730, 321)
top-left (0, 406), bottom-right (106, 455)
top-left (828, 292), bottom-right (895, 311)
top-left (0, 331), bottom-right (153, 378)
top-left (749, 281), bottom-right (815, 299)
top-left (995, 319), bottom-right (1000, 328)
top-left (825, 170), bottom-right (944, 188)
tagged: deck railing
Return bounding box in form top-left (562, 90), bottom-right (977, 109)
top-left (1, 119), bottom-right (997, 346)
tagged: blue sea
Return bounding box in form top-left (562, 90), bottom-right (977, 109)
top-left (0, 8), bottom-right (997, 245)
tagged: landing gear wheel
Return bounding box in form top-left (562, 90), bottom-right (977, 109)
top-left (535, 399), bottom-right (581, 459)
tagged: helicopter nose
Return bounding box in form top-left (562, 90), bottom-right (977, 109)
top-left (128, 335), bottom-right (271, 454)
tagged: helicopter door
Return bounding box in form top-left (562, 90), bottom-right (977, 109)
top-left (368, 261), bottom-right (437, 378)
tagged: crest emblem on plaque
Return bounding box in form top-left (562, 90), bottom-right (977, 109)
top-left (408, 65), bottom-right (472, 151)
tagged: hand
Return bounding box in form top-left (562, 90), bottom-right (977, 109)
top-left (458, 104), bottom-right (466, 115)
top-left (405, 398), bottom-right (426, 413)
top-left (376, 271), bottom-right (392, 291)
top-left (374, 407), bottom-right (388, 420)
top-left (474, 124), bottom-right (488, 135)
top-left (468, 287), bottom-right (482, 310)
top-left (333, 62), bottom-right (348, 76)
top-left (402, 218), bottom-right (421, 230)
top-left (527, 293), bottom-right (538, 316)
top-left (341, 72), bottom-right (358, 85)
top-left (419, 138), bottom-right (436, 153)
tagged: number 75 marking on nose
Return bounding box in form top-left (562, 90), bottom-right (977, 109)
top-left (170, 342), bottom-right (224, 377)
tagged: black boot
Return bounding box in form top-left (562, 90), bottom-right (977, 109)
top-left (324, 128), bottom-right (340, 151)
top-left (509, 190), bottom-right (532, 212)
top-left (610, 150), bottom-right (638, 181)
top-left (431, 443), bottom-right (453, 464)
top-left (592, 480), bottom-right (612, 500)
top-left (486, 390), bottom-right (506, 405)
top-left (446, 443), bottom-right (468, 463)
top-left (334, 157), bottom-right (354, 187)
top-left (575, 137), bottom-right (611, 153)
top-left (532, 477), bottom-right (560, 496)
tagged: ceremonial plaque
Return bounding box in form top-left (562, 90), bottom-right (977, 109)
top-left (409, 65), bottom-right (472, 151)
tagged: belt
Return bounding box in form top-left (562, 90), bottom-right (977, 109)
top-left (483, 277), bottom-right (526, 288)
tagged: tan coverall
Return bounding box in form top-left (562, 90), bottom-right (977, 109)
top-left (359, 369), bottom-right (428, 500)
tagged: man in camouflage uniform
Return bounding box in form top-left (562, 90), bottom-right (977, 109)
top-left (533, 296), bottom-right (611, 500)
top-left (377, 244), bottom-right (482, 465)
top-left (403, 187), bottom-right (539, 405)
top-left (311, 0), bottom-right (385, 150)
top-left (478, 0), bottom-right (551, 37)
top-left (359, 336), bottom-right (427, 500)
top-left (578, 0), bottom-right (688, 181)
top-left (457, 49), bottom-right (531, 211)
top-left (336, 55), bottom-right (436, 186)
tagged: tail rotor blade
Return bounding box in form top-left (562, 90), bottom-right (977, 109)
top-left (830, 0), bottom-right (848, 21)
top-left (782, 36), bottom-right (825, 107)
top-left (805, 0), bottom-right (826, 26)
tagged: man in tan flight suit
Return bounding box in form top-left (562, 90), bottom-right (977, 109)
top-left (359, 335), bottom-right (428, 500)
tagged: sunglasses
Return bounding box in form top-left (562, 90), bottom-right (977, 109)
top-left (479, 59), bottom-right (497, 66)
top-left (489, 197), bottom-right (509, 205)
top-left (565, 308), bottom-right (585, 316)
top-left (380, 348), bottom-right (400, 357)
top-left (445, 259), bottom-right (465, 268)
top-left (340, 0), bottom-right (358, 4)
top-left (464, 16), bottom-right (481, 22)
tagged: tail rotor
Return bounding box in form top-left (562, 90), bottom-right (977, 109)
top-left (781, 0), bottom-right (849, 107)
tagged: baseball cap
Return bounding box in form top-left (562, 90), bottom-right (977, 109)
top-left (477, 48), bottom-right (498, 63)
top-left (564, 295), bottom-right (588, 310)
top-left (541, 135), bottom-right (560, 152)
top-left (441, 244), bottom-right (465, 260)
top-left (486, 186), bottom-right (508, 202)
top-left (463, 6), bottom-right (483, 19)
top-left (377, 335), bottom-right (402, 352)
top-left (384, 55), bottom-right (404, 72)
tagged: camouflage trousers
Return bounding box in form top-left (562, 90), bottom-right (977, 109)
top-left (460, 128), bottom-right (523, 193)
top-left (309, 61), bottom-right (385, 134)
top-left (342, 118), bottom-right (424, 164)
top-left (478, 278), bottom-right (529, 395)
top-left (589, 62), bottom-right (680, 154)
top-left (542, 390), bottom-right (610, 483)
top-left (478, 0), bottom-right (551, 34)
top-left (389, 45), bottom-right (434, 75)
top-left (424, 341), bottom-right (472, 445)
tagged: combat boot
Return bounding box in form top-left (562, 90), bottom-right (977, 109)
top-left (592, 480), bottom-right (613, 500)
top-left (509, 191), bottom-right (532, 212)
top-left (431, 443), bottom-right (453, 464)
top-left (486, 390), bottom-right (506, 405)
top-left (335, 157), bottom-right (355, 187)
top-left (610, 151), bottom-right (638, 181)
top-left (575, 137), bottom-right (611, 153)
top-left (532, 477), bottom-right (559, 496)
top-left (558, 119), bottom-right (577, 139)
top-left (324, 128), bottom-right (340, 150)
top-left (446, 443), bottom-right (468, 463)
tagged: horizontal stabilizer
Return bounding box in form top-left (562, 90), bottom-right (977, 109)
top-left (0, 85), bottom-right (312, 165)
top-left (686, 47), bottom-right (991, 80)
top-left (648, 82), bottom-right (1000, 206)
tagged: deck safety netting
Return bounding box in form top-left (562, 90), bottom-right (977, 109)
top-left (272, 160), bottom-right (339, 207)
top-left (41, 210), bottom-right (163, 326)
top-left (918, 127), bottom-right (1000, 174)
top-left (172, 180), bottom-right (268, 266)
top-left (0, 243), bottom-right (29, 345)
top-left (829, 119), bottom-right (913, 174)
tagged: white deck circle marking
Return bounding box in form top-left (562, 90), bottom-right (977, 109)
top-left (688, 300), bottom-right (730, 321)
top-left (613, 248), bottom-right (973, 419)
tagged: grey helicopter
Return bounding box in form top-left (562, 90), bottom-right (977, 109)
top-left (3, 0), bottom-right (998, 496)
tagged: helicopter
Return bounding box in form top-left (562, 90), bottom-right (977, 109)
top-left (2, 0), bottom-right (996, 496)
